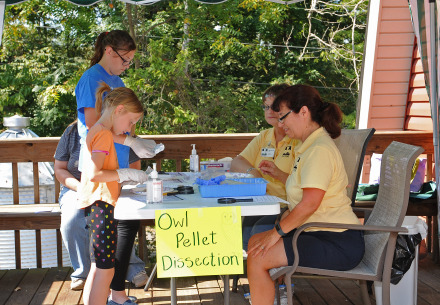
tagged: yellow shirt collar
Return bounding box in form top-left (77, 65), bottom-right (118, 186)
top-left (294, 127), bottom-right (327, 155)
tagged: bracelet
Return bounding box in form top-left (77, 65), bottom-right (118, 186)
top-left (246, 167), bottom-right (256, 174)
top-left (275, 222), bottom-right (287, 237)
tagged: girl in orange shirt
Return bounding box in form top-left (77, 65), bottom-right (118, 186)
top-left (79, 82), bottom-right (148, 305)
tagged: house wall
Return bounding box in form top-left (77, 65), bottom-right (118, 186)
top-left (365, 0), bottom-right (415, 131)
top-left (405, 46), bottom-right (432, 131)
top-left (360, 0), bottom-right (417, 183)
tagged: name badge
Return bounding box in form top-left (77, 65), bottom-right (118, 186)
top-left (261, 147), bottom-right (275, 158)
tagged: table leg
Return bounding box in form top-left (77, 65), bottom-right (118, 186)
top-left (144, 263), bottom-right (157, 291)
top-left (171, 277), bottom-right (177, 305)
top-left (223, 275), bottom-right (230, 305)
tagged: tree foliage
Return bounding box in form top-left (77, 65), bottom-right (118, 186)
top-left (0, 0), bottom-right (367, 136)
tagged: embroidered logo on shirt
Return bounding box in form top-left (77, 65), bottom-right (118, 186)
top-left (282, 146), bottom-right (292, 157)
top-left (293, 157), bottom-right (301, 171)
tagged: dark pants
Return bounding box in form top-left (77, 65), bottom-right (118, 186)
top-left (283, 229), bottom-right (364, 270)
top-left (85, 201), bottom-right (118, 269)
top-left (110, 219), bottom-right (140, 291)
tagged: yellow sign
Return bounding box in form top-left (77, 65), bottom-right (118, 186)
top-left (155, 206), bottom-right (243, 278)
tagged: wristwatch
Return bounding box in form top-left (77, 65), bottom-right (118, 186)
top-left (275, 222), bottom-right (287, 237)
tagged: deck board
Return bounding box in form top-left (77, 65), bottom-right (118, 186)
top-left (196, 276), bottom-right (225, 305)
top-left (291, 278), bottom-right (327, 305)
top-left (29, 267), bottom-right (70, 305)
top-left (0, 251), bottom-right (439, 305)
top-left (0, 269), bottom-right (27, 305)
top-left (330, 279), bottom-right (370, 305)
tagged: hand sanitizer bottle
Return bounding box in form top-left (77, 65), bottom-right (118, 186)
top-left (146, 163), bottom-right (163, 203)
top-left (189, 144), bottom-right (199, 172)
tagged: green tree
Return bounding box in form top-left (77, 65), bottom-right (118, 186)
top-left (0, 0), bottom-right (367, 136)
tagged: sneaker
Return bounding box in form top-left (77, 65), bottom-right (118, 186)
top-left (70, 278), bottom-right (86, 290)
top-left (131, 270), bottom-right (149, 287)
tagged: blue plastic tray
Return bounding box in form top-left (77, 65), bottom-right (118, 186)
top-left (198, 178), bottom-right (268, 198)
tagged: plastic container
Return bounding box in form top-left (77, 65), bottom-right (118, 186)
top-left (146, 163), bottom-right (163, 203)
top-left (244, 284), bottom-right (294, 305)
top-left (200, 160), bottom-right (231, 171)
top-left (190, 144), bottom-right (199, 172)
top-left (198, 178), bottom-right (268, 198)
top-left (374, 216), bottom-right (427, 305)
top-left (277, 284), bottom-right (295, 305)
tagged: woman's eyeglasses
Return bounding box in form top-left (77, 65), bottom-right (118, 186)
top-left (261, 103), bottom-right (271, 111)
top-left (114, 49), bottom-right (133, 66)
top-left (278, 110), bottom-right (293, 123)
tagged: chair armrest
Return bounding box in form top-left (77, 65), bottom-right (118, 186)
top-left (352, 207), bottom-right (373, 213)
top-left (293, 222), bottom-right (408, 235)
top-left (277, 222), bottom-right (408, 279)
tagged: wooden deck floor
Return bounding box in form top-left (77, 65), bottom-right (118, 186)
top-left (1, 249), bottom-right (439, 305)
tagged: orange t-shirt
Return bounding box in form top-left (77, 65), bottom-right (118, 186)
top-left (78, 124), bottom-right (120, 208)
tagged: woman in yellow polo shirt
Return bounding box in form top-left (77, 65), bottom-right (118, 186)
top-left (231, 84), bottom-right (300, 251)
top-left (246, 85), bottom-right (364, 305)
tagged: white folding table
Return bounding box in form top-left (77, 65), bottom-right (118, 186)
top-left (115, 185), bottom-right (281, 305)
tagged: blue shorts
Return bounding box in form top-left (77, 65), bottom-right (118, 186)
top-left (283, 229), bottom-right (364, 271)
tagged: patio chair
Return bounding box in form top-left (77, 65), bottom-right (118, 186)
top-left (333, 128), bottom-right (375, 205)
top-left (269, 141), bottom-right (424, 305)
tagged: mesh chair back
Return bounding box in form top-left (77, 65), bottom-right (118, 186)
top-left (363, 141), bottom-right (423, 275)
top-left (333, 128), bottom-right (375, 205)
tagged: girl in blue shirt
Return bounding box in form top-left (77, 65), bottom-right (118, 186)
top-left (75, 30), bottom-right (154, 305)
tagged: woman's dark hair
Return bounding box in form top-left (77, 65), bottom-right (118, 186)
top-left (90, 30), bottom-right (136, 67)
top-left (271, 84), bottom-right (343, 139)
top-left (66, 119), bottom-right (78, 135)
top-left (262, 83), bottom-right (289, 102)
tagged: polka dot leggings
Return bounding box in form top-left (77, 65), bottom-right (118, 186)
top-left (85, 201), bottom-right (118, 269)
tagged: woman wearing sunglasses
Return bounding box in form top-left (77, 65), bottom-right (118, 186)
top-left (230, 84), bottom-right (300, 251)
top-left (246, 85), bottom-right (364, 305)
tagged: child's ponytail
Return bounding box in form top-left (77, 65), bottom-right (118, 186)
top-left (95, 82), bottom-right (112, 115)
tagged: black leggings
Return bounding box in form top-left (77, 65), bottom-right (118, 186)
top-left (110, 219), bottom-right (140, 291)
top-left (85, 201), bottom-right (118, 269)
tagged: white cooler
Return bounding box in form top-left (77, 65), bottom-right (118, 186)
top-left (374, 216), bottom-right (427, 305)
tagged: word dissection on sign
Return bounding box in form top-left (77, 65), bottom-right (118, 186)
top-left (155, 206), bottom-right (243, 278)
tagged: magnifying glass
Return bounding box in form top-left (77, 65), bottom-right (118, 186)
top-left (176, 186), bottom-right (194, 194)
top-left (217, 198), bottom-right (254, 204)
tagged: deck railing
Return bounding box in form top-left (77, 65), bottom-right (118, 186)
top-left (0, 131), bottom-right (435, 269)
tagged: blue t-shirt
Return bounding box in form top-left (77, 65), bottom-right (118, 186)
top-left (75, 64), bottom-right (130, 168)
top-left (75, 64), bottom-right (125, 140)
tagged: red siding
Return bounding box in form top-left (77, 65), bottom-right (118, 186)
top-left (367, 0), bottom-right (415, 131)
top-left (404, 43), bottom-right (432, 131)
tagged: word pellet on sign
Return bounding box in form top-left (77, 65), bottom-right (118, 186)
top-left (155, 206), bottom-right (243, 278)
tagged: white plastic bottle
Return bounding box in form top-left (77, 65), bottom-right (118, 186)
top-left (189, 144), bottom-right (199, 172)
top-left (278, 284), bottom-right (294, 305)
top-left (146, 163), bottom-right (163, 203)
